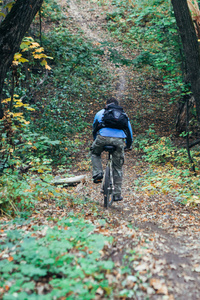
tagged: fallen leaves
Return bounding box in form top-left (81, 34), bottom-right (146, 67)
top-left (7, 256), bottom-right (14, 262)
top-left (150, 278), bottom-right (168, 295)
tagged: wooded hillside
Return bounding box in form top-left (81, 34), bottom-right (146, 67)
top-left (1, 0), bottom-right (200, 299)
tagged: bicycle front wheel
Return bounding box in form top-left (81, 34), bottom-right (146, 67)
top-left (103, 165), bottom-right (113, 208)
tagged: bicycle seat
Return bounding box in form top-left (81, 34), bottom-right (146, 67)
top-left (103, 145), bottom-right (116, 153)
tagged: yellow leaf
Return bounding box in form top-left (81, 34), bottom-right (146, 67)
top-left (15, 103), bottom-right (24, 107)
top-left (23, 37), bottom-right (34, 42)
top-left (33, 54), bottom-right (44, 59)
top-left (40, 59), bottom-right (47, 66)
top-left (22, 41), bottom-right (31, 45)
top-left (48, 192), bottom-right (54, 197)
top-left (14, 53), bottom-right (22, 60)
top-left (45, 64), bottom-right (51, 70)
top-left (37, 169), bottom-right (44, 173)
top-left (20, 41), bottom-right (31, 50)
top-left (26, 107), bottom-right (35, 111)
top-left (12, 112), bottom-right (23, 117)
top-left (35, 47), bottom-right (44, 53)
top-left (30, 42), bottom-right (40, 48)
top-left (24, 189), bottom-right (33, 192)
top-left (22, 120), bottom-right (30, 125)
top-left (2, 98), bottom-right (11, 103)
top-left (12, 61), bottom-right (19, 66)
top-left (4, 2), bottom-right (14, 10)
top-left (19, 57), bottom-right (29, 63)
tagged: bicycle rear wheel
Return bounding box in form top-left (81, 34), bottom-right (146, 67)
top-left (103, 165), bottom-right (113, 208)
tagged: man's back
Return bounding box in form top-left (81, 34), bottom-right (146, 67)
top-left (93, 108), bottom-right (127, 139)
top-left (91, 97), bottom-right (133, 201)
top-left (93, 103), bottom-right (133, 148)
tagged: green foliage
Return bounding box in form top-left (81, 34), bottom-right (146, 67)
top-left (103, 0), bottom-right (187, 102)
top-left (0, 168), bottom-right (72, 217)
top-left (133, 127), bottom-right (200, 204)
top-left (134, 164), bottom-right (200, 205)
top-left (0, 217), bottom-right (114, 299)
top-left (134, 126), bottom-right (200, 167)
top-left (42, 25), bottom-right (110, 96)
top-left (13, 37), bottom-right (52, 70)
top-left (41, 0), bottom-right (63, 21)
top-left (1, 0), bottom-right (112, 170)
top-left (0, 1), bottom-right (14, 19)
top-left (141, 136), bottom-right (176, 164)
top-left (0, 112), bottom-right (75, 172)
top-left (24, 23), bottom-right (111, 165)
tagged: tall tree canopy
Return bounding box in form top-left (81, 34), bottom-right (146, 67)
top-left (172, 0), bottom-right (200, 122)
top-left (0, 0), bottom-right (43, 118)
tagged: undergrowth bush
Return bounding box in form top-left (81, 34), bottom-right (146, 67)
top-left (133, 127), bottom-right (200, 205)
top-left (0, 217), bottom-right (114, 299)
top-left (0, 167), bottom-right (72, 217)
top-left (135, 165), bottom-right (200, 205)
top-left (41, 0), bottom-right (63, 21)
top-left (134, 127), bottom-right (200, 168)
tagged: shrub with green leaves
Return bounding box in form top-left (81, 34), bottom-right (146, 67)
top-left (134, 164), bottom-right (200, 205)
top-left (133, 128), bottom-right (200, 204)
top-left (0, 217), bottom-right (114, 299)
top-left (0, 166), bottom-right (74, 217)
top-left (41, 0), bottom-right (63, 21)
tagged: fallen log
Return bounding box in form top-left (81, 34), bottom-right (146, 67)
top-left (52, 175), bottom-right (87, 186)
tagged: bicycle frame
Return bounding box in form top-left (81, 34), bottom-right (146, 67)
top-left (107, 152), bottom-right (114, 195)
top-left (101, 150), bottom-right (115, 208)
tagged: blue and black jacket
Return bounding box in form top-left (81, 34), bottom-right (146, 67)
top-left (92, 104), bottom-right (133, 148)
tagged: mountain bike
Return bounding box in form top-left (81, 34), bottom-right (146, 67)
top-left (101, 145), bottom-right (116, 208)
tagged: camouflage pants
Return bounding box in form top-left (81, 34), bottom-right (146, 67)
top-left (91, 135), bottom-right (125, 196)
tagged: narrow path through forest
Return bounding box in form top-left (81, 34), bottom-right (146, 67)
top-left (62, 0), bottom-right (130, 103)
top-left (42, 0), bottom-right (200, 300)
top-left (58, 1), bottom-right (200, 299)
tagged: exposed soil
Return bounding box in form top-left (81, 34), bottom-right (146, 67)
top-left (57, 0), bottom-right (200, 299)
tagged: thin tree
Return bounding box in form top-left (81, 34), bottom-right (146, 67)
top-left (171, 0), bottom-right (200, 123)
top-left (0, 0), bottom-right (43, 119)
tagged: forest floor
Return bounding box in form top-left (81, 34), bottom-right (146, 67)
top-left (1, 0), bottom-right (200, 299)
top-left (59, 0), bottom-right (200, 299)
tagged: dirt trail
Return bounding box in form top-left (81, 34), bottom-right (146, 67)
top-left (62, 0), bottom-right (129, 103)
top-left (60, 0), bottom-right (200, 299)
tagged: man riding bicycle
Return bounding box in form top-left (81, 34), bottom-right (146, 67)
top-left (91, 97), bottom-right (133, 202)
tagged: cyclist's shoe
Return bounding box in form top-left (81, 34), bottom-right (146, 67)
top-left (93, 173), bottom-right (103, 184)
top-left (113, 195), bottom-right (123, 201)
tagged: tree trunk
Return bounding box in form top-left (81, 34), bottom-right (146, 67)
top-left (0, 0), bottom-right (43, 119)
top-left (171, 0), bottom-right (200, 123)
